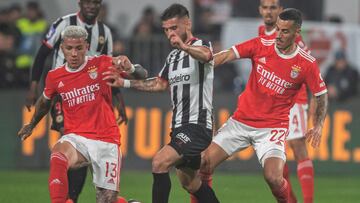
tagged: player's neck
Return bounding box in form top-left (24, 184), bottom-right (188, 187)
top-left (265, 24), bottom-right (276, 33)
top-left (278, 43), bottom-right (297, 55)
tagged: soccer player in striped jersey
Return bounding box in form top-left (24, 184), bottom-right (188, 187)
top-left (259, 1), bottom-right (314, 202)
top-left (104, 4), bottom-right (219, 203)
top-left (201, 8), bottom-right (328, 202)
top-left (24, 0), bottom-right (128, 202)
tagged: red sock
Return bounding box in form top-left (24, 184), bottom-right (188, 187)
top-left (49, 152), bottom-right (69, 203)
top-left (297, 159), bottom-right (314, 203)
top-left (283, 163), bottom-right (297, 203)
top-left (271, 179), bottom-right (289, 203)
top-left (190, 172), bottom-right (213, 203)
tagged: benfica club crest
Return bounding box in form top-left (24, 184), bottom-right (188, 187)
top-left (290, 65), bottom-right (301, 79)
top-left (87, 66), bottom-right (98, 79)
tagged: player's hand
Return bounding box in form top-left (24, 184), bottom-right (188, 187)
top-left (305, 125), bottom-right (322, 148)
top-left (170, 34), bottom-right (189, 51)
top-left (103, 68), bottom-right (125, 87)
top-left (18, 124), bottom-right (34, 141)
top-left (116, 111), bottom-right (128, 125)
top-left (25, 82), bottom-right (38, 112)
top-left (112, 55), bottom-right (133, 72)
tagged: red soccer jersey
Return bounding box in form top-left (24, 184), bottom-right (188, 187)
top-left (43, 55), bottom-right (120, 145)
top-left (231, 36), bottom-right (327, 128)
top-left (258, 25), bottom-right (309, 104)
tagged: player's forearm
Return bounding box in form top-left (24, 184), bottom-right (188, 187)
top-left (313, 93), bottom-right (328, 128)
top-left (129, 77), bottom-right (168, 92)
top-left (214, 49), bottom-right (235, 68)
top-left (184, 45), bottom-right (212, 63)
top-left (29, 96), bottom-right (52, 128)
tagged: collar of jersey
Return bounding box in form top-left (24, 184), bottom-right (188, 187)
top-left (265, 27), bottom-right (276, 36)
top-left (65, 56), bottom-right (89, 73)
top-left (274, 44), bottom-right (299, 59)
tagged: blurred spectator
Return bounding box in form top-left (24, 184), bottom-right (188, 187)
top-left (8, 3), bottom-right (22, 23)
top-left (0, 23), bottom-right (17, 88)
top-left (15, 1), bottom-right (47, 87)
top-left (132, 6), bottom-right (161, 37)
top-left (325, 50), bottom-right (359, 102)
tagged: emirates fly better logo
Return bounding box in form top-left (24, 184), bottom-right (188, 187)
top-left (256, 64), bottom-right (294, 94)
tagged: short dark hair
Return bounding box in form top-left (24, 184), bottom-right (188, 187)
top-left (160, 4), bottom-right (189, 21)
top-left (279, 8), bottom-right (302, 27)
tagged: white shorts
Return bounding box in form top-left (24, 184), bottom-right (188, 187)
top-left (58, 134), bottom-right (122, 191)
top-left (288, 103), bottom-right (308, 141)
top-left (213, 118), bottom-right (287, 167)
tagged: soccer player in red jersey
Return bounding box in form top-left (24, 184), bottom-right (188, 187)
top-left (200, 8), bottom-right (328, 202)
top-left (259, 1), bottom-right (314, 202)
top-left (18, 26), bottom-right (147, 203)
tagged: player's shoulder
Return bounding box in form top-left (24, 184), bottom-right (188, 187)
top-left (258, 36), bottom-right (276, 46)
top-left (297, 47), bottom-right (316, 64)
top-left (48, 65), bottom-right (66, 76)
top-left (190, 37), bottom-right (211, 47)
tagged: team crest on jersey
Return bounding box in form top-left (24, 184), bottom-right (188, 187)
top-left (290, 65), bottom-right (301, 79)
top-left (87, 66), bottom-right (98, 79)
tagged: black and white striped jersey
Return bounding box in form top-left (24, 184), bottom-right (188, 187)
top-left (159, 38), bottom-right (214, 130)
top-left (43, 12), bottom-right (113, 69)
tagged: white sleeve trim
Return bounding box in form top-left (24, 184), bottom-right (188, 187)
top-left (231, 46), bottom-right (240, 59)
top-left (314, 89), bottom-right (328, 97)
top-left (43, 92), bottom-right (51, 100)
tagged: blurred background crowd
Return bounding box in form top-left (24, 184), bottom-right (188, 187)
top-left (0, 0), bottom-right (359, 102)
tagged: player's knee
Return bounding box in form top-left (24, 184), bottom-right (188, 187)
top-left (152, 154), bottom-right (170, 173)
top-left (181, 179), bottom-right (201, 194)
top-left (264, 171), bottom-right (283, 188)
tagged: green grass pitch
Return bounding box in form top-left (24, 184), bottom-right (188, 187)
top-left (0, 170), bottom-right (359, 202)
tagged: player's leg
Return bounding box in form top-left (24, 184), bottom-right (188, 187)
top-left (49, 137), bottom-right (88, 203)
top-left (289, 138), bottom-right (314, 203)
top-left (282, 160), bottom-right (297, 203)
top-left (190, 171), bottom-right (213, 203)
top-left (263, 156), bottom-right (289, 203)
top-left (96, 187), bottom-right (118, 203)
top-left (67, 166), bottom-right (88, 203)
top-left (151, 145), bottom-right (182, 203)
top-left (287, 103), bottom-right (313, 203)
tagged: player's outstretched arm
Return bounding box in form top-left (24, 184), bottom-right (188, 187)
top-left (213, 49), bottom-right (237, 68)
top-left (112, 55), bottom-right (148, 79)
top-left (18, 95), bottom-right (52, 141)
top-left (305, 93), bottom-right (328, 148)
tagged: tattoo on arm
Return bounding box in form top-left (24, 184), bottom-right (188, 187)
top-left (313, 93), bottom-right (328, 127)
top-left (30, 95), bottom-right (52, 127)
top-left (130, 77), bottom-right (168, 92)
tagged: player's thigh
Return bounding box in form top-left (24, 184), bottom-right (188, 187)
top-left (52, 135), bottom-right (88, 168)
top-left (87, 140), bottom-right (121, 192)
top-left (287, 103), bottom-right (308, 141)
top-left (168, 124), bottom-right (212, 170)
top-left (252, 127), bottom-right (287, 167)
top-left (152, 145), bottom-right (182, 171)
top-left (95, 187), bottom-right (118, 203)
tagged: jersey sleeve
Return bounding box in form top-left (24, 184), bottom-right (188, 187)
top-left (158, 61), bottom-right (169, 81)
top-left (43, 71), bottom-right (57, 100)
top-left (43, 17), bottom-right (67, 49)
top-left (305, 62), bottom-right (327, 96)
top-left (231, 37), bottom-right (259, 59)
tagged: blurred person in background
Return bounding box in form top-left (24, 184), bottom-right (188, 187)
top-left (201, 8), bottom-right (328, 203)
top-left (24, 0), bottom-right (128, 202)
top-left (18, 25), bottom-right (147, 203)
top-left (258, 1), bottom-right (315, 202)
top-left (104, 4), bottom-right (219, 203)
top-left (132, 6), bottom-right (162, 37)
top-left (325, 50), bottom-right (359, 102)
top-left (15, 1), bottom-right (48, 87)
top-left (0, 23), bottom-right (17, 88)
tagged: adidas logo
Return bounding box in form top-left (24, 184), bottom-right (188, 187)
top-left (259, 57), bottom-right (266, 64)
top-left (50, 178), bottom-right (62, 185)
top-left (107, 178), bottom-right (115, 184)
top-left (58, 81), bottom-right (64, 88)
